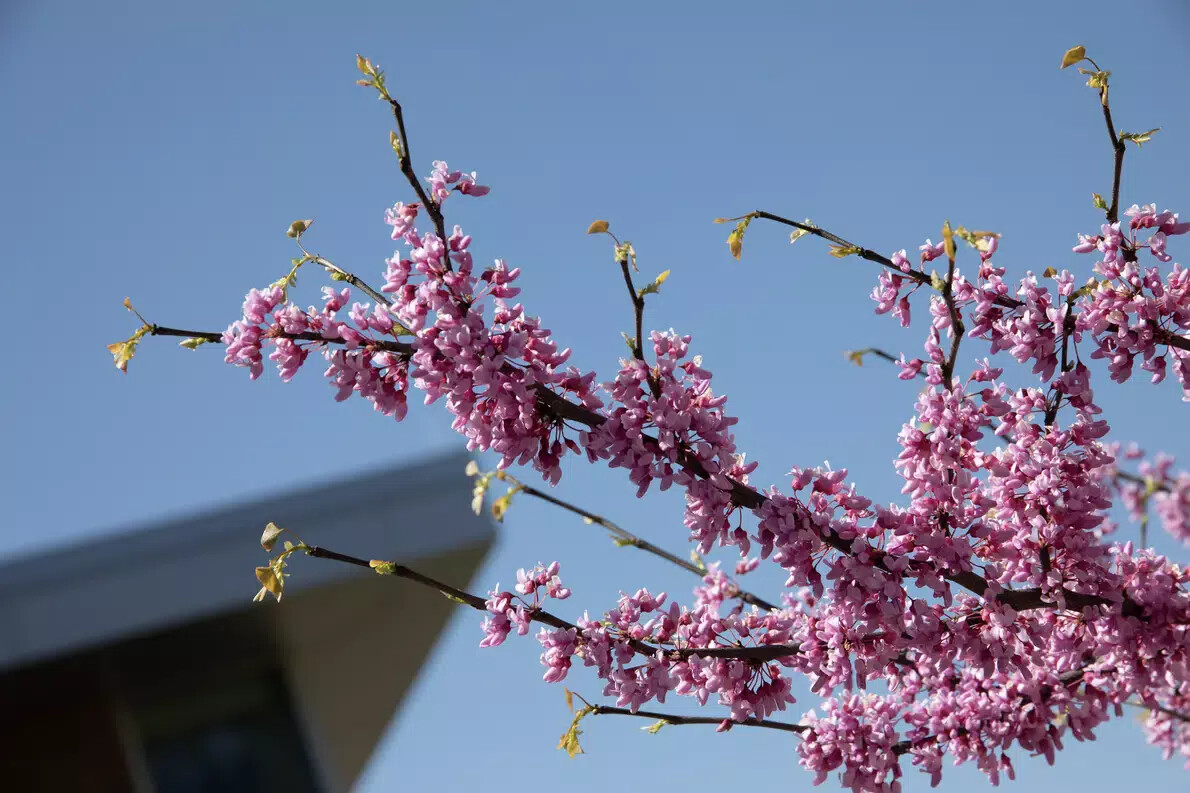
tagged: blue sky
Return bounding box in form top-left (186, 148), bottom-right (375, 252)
top-left (4, 1), bottom-right (1190, 790)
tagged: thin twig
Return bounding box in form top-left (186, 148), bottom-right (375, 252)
top-left (505, 475), bottom-right (780, 612)
top-left (300, 543), bottom-right (801, 662)
top-left (590, 703), bottom-right (807, 734)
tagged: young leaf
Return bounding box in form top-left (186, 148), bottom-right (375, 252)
top-left (564, 688), bottom-right (575, 713)
top-left (1043, 266), bottom-right (1058, 278)
top-left (639, 269), bottom-right (671, 297)
top-left (727, 216), bottom-right (752, 261)
top-left (107, 325), bottom-right (151, 373)
top-left (178, 337), bottom-right (210, 350)
top-left (1092, 193), bottom-right (1108, 211)
top-left (1120, 128), bottom-right (1160, 147)
top-left (260, 522), bottom-right (284, 552)
top-left (846, 349), bottom-right (866, 367)
top-left (286, 218), bottom-right (314, 239)
top-left (828, 244), bottom-right (862, 259)
top-left (941, 220), bottom-right (956, 261)
top-left (1060, 46), bottom-right (1086, 69)
top-left (586, 219), bottom-right (610, 235)
top-left (615, 241), bottom-right (638, 271)
top-left (255, 566), bottom-right (283, 602)
top-left (370, 560), bottom-right (398, 576)
top-left (789, 218), bottom-right (815, 244)
top-left (642, 719), bottom-right (669, 735)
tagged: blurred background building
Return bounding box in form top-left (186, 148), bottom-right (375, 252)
top-left (0, 451), bottom-right (492, 793)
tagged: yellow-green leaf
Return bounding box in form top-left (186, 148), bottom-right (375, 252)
top-left (789, 218), bottom-right (815, 244)
top-left (1080, 68), bottom-right (1111, 91)
top-left (586, 220), bottom-right (610, 234)
top-left (107, 324), bottom-right (150, 373)
top-left (1092, 193), bottom-right (1108, 211)
top-left (639, 269), bottom-right (671, 297)
top-left (1060, 46), bottom-right (1086, 70)
top-left (615, 241), bottom-right (638, 271)
top-left (689, 549), bottom-right (707, 572)
top-left (828, 244), bottom-right (862, 259)
top-left (1120, 128), bottom-right (1160, 147)
top-left (390, 130), bottom-right (403, 158)
top-left (557, 705), bottom-right (595, 759)
top-left (642, 719), bottom-right (669, 735)
top-left (255, 566), bottom-right (283, 601)
top-left (286, 219), bottom-right (313, 239)
top-left (356, 54), bottom-right (371, 74)
top-left (370, 560), bottom-right (397, 575)
top-left (846, 349), bottom-right (866, 367)
top-left (941, 220), bottom-right (956, 261)
top-left (1042, 266), bottom-right (1058, 278)
top-left (178, 337), bottom-right (209, 350)
top-left (260, 522), bottom-right (284, 552)
top-left (727, 216), bottom-right (752, 261)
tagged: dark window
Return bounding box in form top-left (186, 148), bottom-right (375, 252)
top-left (136, 671), bottom-right (322, 793)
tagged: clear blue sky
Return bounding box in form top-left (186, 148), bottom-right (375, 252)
top-left (4, 1), bottom-right (1190, 790)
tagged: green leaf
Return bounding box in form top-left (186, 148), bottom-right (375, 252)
top-left (1079, 68), bottom-right (1111, 91)
top-left (612, 537), bottom-right (635, 547)
top-left (727, 216), bottom-right (752, 260)
top-left (621, 332), bottom-right (636, 350)
top-left (564, 688), bottom-right (575, 712)
top-left (557, 706), bottom-right (595, 759)
top-left (260, 522), bottom-right (284, 552)
top-left (107, 324), bottom-right (151, 373)
top-left (789, 219), bottom-right (815, 244)
top-left (370, 560), bottom-right (397, 575)
top-left (639, 269), bottom-right (671, 297)
top-left (1060, 46), bottom-right (1086, 70)
top-left (615, 242), bottom-right (638, 271)
top-left (828, 244), bottom-right (862, 259)
top-left (178, 337), bottom-right (210, 350)
top-left (846, 349), bottom-right (866, 367)
top-left (930, 271), bottom-right (946, 292)
top-left (1120, 128), bottom-right (1160, 147)
top-left (1092, 193), bottom-right (1108, 211)
top-left (642, 719), bottom-right (669, 735)
top-left (390, 130), bottom-right (403, 158)
top-left (689, 549), bottom-right (707, 572)
top-left (586, 219), bottom-right (610, 234)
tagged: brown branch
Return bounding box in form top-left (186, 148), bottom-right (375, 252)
top-left (385, 96), bottom-right (451, 264)
top-left (299, 543), bottom-right (801, 662)
top-left (590, 703), bottom-right (807, 734)
top-left (159, 321), bottom-right (1147, 619)
top-left (751, 212), bottom-right (1190, 355)
top-left (1101, 99), bottom-right (1125, 224)
top-left (505, 476), bottom-right (780, 612)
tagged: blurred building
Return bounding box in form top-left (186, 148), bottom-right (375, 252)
top-left (0, 452), bottom-right (493, 793)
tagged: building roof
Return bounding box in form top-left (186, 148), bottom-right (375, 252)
top-left (0, 450), bottom-right (495, 673)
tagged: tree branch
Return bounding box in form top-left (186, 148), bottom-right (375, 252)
top-left (589, 703), bottom-right (808, 734)
top-left (499, 473), bottom-right (780, 612)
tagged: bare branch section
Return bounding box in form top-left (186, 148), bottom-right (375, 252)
top-left (488, 471), bottom-right (781, 612)
top-left (301, 542), bottom-right (800, 662)
top-left (589, 703), bottom-right (807, 734)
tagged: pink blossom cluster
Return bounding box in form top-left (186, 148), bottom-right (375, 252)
top-left (1104, 444), bottom-right (1190, 545)
top-left (215, 154), bottom-right (1190, 789)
